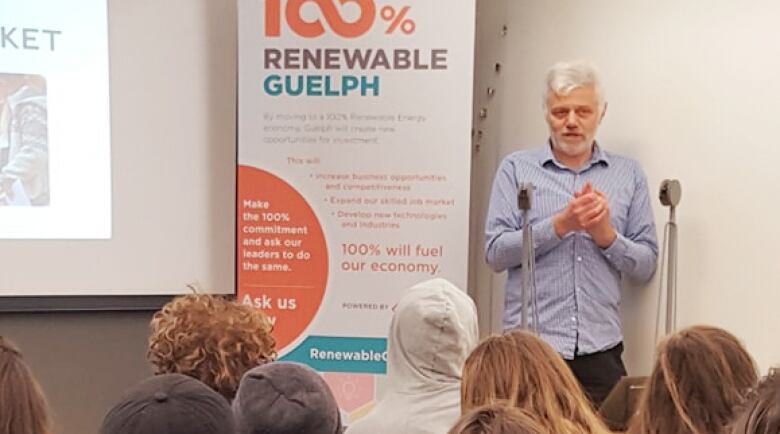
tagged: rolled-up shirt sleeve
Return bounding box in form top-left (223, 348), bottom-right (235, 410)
top-left (485, 158), bottom-right (562, 272)
top-left (601, 163), bottom-right (658, 282)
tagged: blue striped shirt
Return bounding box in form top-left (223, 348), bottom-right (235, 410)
top-left (484, 143), bottom-right (658, 359)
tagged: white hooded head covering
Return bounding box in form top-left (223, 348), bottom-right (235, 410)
top-left (347, 278), bottom-right (479, 434)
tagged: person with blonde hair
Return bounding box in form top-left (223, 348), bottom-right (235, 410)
top-left (629, 325), bottom-right (758, 434)
top-left (447, 403), bottom-right (550, 434)
top-left (730, 368), bottom-right (780, 434)
top-left (147, 293), bottom-right (276, 401)
top-left (0, 336), bottom-right (52, 434)
top-left (461, 330), bottom-right (610, 434)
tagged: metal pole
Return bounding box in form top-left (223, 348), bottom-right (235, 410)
top-left (665, 207), bottom-right (678, 335)
top-left (518, 183), bottom-right (538, 332)
top-left (520, 208), bottom-right (530, 330)
top-left (656, 179), bottom-right (681, 340)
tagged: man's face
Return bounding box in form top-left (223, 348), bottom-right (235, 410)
top-left (545, 85), bottom-right (603, 158)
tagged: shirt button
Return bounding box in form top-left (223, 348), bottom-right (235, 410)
top-left (571, 317), bottom-right (577, 322)
top-left (577, 256), bottom-right (583, 262)
top-left (606, 254), bottom-right (612, 258)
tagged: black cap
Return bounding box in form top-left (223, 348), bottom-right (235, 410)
top-left (100, 374), bottom-right (234, 434)
top-left (233, 362), bottom-right (343, 434)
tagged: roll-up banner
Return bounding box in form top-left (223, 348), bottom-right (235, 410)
top-left (237, 0), bottom-right (475, 422)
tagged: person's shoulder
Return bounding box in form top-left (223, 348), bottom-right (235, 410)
top-left (601, 149), bottom-right (650, 185)
top-left (602, 149), bottom-right (644, 169)
top-left (500, 145), bottom-right (547, 165)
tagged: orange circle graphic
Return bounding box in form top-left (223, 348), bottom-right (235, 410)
top-left (237, 165), bottom-right (328, 351)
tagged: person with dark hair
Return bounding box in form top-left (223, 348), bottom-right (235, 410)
top-left (730, 368), bottom-right (780, 434)
top-left (147, 293), bottom-right (276, 401)
top-left (461, 330), bottom-right (610, 434)
top-left (348, 278), bottom-right (479, 434)
top-left (0, 336), bottom-right (52, 434)
top-left (100, 373), bottom-right (234, 434)
top-left (447, 404), bottom-right (550, 434)
top-left (629, 325), bottom-right (758, 434)
top-left (232, 361), bottom-right (343, 434)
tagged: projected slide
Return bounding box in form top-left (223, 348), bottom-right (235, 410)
top-left (0, 0), bottom-right (111, 238)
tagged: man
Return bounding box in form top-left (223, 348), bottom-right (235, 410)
top-left (0, 75), bottom-right (49, 206)
top-left (484, 60), bottom-right (658, 405)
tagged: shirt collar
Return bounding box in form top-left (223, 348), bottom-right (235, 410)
top-left (539, 140), bottom-right (610, 170)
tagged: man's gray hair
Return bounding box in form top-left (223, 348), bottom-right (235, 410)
top-left (545, 60), bottom-right (605, 111)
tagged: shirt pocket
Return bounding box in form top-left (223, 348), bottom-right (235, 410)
top-left (529, 188), bottom-right (568, 225)
top-left (608, 192), bottom-right (632, 234)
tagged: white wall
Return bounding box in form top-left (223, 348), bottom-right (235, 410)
top-left (470, 0), bottom-right (780, 374)
top-left (469, 0), bottom-right (509, 336)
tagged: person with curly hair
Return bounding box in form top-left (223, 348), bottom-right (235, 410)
top-left (147, 294), bottom-right (276, 401)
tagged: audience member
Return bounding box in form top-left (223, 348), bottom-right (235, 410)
top-left (99, 373), bottom-right (234, 434)
top-left (730, 368), bottom-right (780, 434)
top-left (232, 361), bottom-right (342, 434)
top-left (629, 325), bottom-right (758, 434)
top-left (447, 403), bottom-right (551, 434)
top-left (348, 278), bottom-right (480, 434)
top-left (461, 330), bottom-right (610, 434)
top-left (0, 336), bottom-right (51, 434)
top-left (147, 293), bottom-right (276, 401)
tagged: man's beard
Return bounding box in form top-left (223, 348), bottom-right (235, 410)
top-left (551, 135), bottom-right (593, 157)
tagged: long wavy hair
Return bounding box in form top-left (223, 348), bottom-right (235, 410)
top-left (461, 330), bottom-right (610, 434)
top-left (629, 325), bottom-right (758, 434)
top-left (147, 294), bottom-right (276, 400)
top-left (730, 368), bottom-right (780, 434)
top-left (0, 336), bottom-right (51, 434)
top-left (447, 403), bottom-right (550, 434)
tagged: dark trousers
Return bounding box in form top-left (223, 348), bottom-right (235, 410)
top-left (565, 342), bottom-right (627, 408)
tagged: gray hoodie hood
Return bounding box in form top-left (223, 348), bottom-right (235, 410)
top-left (347, 278), bottom-right (479, 434)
